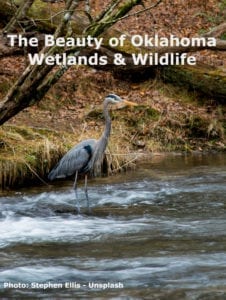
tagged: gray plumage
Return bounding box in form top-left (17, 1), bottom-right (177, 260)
top-left (48, 94), bottom-right (136, 212)
top-left (48, 139), bottom-right (97, 180)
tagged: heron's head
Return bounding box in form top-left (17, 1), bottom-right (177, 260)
top-left (104, 94), bottom-right (137, 107)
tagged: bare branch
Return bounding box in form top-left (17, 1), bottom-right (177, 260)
top-left (95, 0), bottom-right (121, 23)
top-left (3, 0), bottom-right (35, 33)
top-left (117, 0), bottom-right (162, 22)
top-left (89, 0), bottom-right (162, 29)
top-left (84, 0), bottom-right (90, 15)
top-left (83, 0), bottom-right (92, 22)
top-left (85, 0), bottom-right (142, 36)
top-left (202, 22), bottom-right (226, 38)
top-left (54, 0), bottom-right (79, 38)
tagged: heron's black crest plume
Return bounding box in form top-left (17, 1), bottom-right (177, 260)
top-left (107, 94), bottom-right (118, 100)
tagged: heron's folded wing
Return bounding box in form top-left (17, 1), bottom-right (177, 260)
top-left (48, 139), bottom-right (97, 180)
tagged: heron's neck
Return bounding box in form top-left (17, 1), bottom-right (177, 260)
top-left (102, 100), bottom-right (111, 141)
top-left (89, 100), bottom-right (111, 175)
top-left (95, 100), bottom-right (111, 157)
top-left (95, 100), bottom-right (111, 155)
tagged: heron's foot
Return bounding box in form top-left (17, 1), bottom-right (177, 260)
top-left (84, 206), bottom-right (92, 216)
top-left (75, 207), bottom-right (81, 214)
top-left (75, 195), bottom-right (80, 214)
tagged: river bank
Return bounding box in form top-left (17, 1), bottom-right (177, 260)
top-left (0, 64), bottom-right (225, 190)
top-left (0, 0), bottom-right (225, 190)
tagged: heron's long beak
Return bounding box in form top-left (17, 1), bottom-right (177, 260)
top-left (123, 99), bottom-right (138, 106)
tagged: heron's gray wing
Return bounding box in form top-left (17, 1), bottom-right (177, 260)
top-left (48, 139), bottom-right (97, 180)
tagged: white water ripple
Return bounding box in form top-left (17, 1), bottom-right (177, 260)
top-left (0, 215), bottom-right (151, 248)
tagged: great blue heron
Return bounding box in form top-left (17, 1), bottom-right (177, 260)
top-left (48, 94), bottom-right (137, 212)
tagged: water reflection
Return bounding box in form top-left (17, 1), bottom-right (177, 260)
top-left (0, 153), bottom-right (226, 299)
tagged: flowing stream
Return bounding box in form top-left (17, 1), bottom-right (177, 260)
top-left (0, 153), bottom-right (226, 299)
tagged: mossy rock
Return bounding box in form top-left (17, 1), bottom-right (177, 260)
top-left (133, 105), bottom-right (160, 120)
top-left (85, 109), bottom-right (104, 120)
top-left (114, 105), bottom-right (160, 126)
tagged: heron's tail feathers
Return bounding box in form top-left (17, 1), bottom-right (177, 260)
top-left (48, 161), bottom-right (65, 181)
top-left (48, 168), bottom-right (57, 181)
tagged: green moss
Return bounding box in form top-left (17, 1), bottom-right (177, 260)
top-left (135, 105), bottom-right (160, 120)
top-left (25, 154), bottom-right (37, 164)
top-left (120, 105), bottom-right (160, 127)
top-left (0, 81), bottom-right (11, 95)
top-left (86, 109), bottom-right (104, 120)
top-left (186, 116), bottom-right (209, 138)
top-left (163, 65), bottom-right (226, 102)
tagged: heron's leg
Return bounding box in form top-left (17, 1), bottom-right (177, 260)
top-left (84, 174), bottom-right (90, 213)
top-left (73, 171), bottom-right (80, 213)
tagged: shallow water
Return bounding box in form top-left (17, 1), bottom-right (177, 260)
top-left (0, 153), bottom-right (226, 299)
